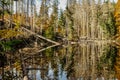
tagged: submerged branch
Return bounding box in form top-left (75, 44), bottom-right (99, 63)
top-left (23, 44), bottom-right (59, 60)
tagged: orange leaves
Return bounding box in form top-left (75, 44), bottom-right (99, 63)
top-left (115, 0), bottom-right (120, 23)
top-left (114, 1), bottom-right (120, 79)
top-left (115, 56), bottom-right (120, 80)
top-left (114, 0), bottom-right (120, 37)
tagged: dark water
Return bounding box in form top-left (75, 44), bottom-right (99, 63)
top-left (1, 41), bottom-right (120, 80)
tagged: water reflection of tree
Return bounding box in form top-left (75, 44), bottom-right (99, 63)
top-left (99, 44), bottom-right (117, 79)
top-left (66, 45), bottom-right (76, 79)
top-left (21, 43), bottom-right (119, 80)
top-left (114, 44), bottom-right (120, 80)
top-left (1, 42), bottom-right (119, 80)
top-left (65, 42), bottom-right (118, 80)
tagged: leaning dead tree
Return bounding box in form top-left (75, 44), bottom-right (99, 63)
top-left (21, 27), bottom-right (60, 45)
top-left (2, 17), bottom-right (60, 46)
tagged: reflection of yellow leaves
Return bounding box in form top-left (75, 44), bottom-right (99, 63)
top-left (14, 61), bottom-right (21, 71)
top-left (115, 65), bottom-right (120, 80)
top-left (5, 66), bottom-right (10, 71)
top-left (115, 49), bottom-right (120, 80)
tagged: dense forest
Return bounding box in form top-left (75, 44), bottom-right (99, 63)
top-left (0, 0), bottom-right (118, 41)
top-left (0, 0), bottom-right (120, 80)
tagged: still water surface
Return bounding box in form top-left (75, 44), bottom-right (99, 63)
top-left (2, 41), bottom-right (120, 80)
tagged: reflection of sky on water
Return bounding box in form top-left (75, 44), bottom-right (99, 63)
top-left (96, 77), bottom-right (105, 80)
top-left (36, 70), bottom-right (42, 80)
top-left (27, 62), bottom-right (67, 80)
top-left (60, 71), bottom-right (67, 80)
top-left (36, 66), bottom-right (42, 80)
top-left (58, 64), bottom-right (67, 80)
top-left (47, 62), bottom-right (67, 80)
top-left (48, 62), bottom-right (54, 79)
top-left (28, 66), bottom-right (42, 80)
top-left (9, 43), bottom-right (119, 80)
top-left (28, 66), bottom-right (32, 79)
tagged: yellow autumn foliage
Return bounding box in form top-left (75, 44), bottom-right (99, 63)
top-left (0, 28), bottom-right (22, 39)
top-left (13, 61), bottom-right (21, 71)
top-left (13, 15), bottom-right (22, 24)
top-left (114, 53), bottom-right (120, 80)
top-left (0, 14), bottom-right (25, 39)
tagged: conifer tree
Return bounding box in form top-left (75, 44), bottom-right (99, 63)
top-left (64, 0), bottom-right (76, 40)
top-left (39, 0), bottom-right (49, 34)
